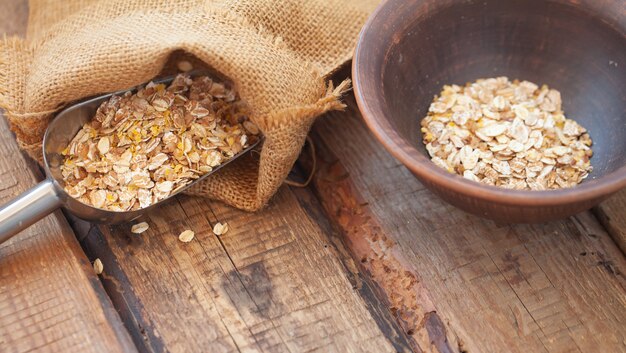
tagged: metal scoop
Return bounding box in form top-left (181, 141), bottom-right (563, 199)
top-left (0, 74), bottom-right (261, 244)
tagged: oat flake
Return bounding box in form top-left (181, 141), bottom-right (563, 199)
top-left (131, 222), bottom-right (150, 234)
top-left (179, 229), bottom-right (195, 243)
top-left (93, 258), bottom-right (104, 275)
top-left (213, 222), bottom-right (229, 236)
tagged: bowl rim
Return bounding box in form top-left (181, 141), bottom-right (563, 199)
top-left (352, 0), bottom-right (626, 207)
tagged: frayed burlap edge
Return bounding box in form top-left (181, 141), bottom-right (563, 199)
top-left (186, 79), bottom-right (351, 211)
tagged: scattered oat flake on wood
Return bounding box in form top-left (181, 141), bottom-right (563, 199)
top-left (213, 222), bottom-right (229, 236)
top-left (178, 230), bottom-right (195, 243)
top-left (131, 222), bottom-right (149, 234)
top-left (93, 258), bottom-right (103, 275)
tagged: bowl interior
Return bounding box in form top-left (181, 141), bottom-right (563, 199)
top-left (378, 0), bottom-right (626, 181)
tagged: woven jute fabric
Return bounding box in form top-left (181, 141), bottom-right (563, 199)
top-left (0, 0), bottom-right (379, 211)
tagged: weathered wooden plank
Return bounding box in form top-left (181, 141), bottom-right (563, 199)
top-left (0, 3), bottom-right (137, 353)
top-left (288, 183), bottom-right (418, 352)
top-left (0, 118), bottom-right (136, 353)
top-left (309, 92), bottom-right (626, 353)
top-left (77, 181), bottom-right (410, 353)
top-left (299, 139), bottom-right (459, 353)
top-left (594, 190), bottom-right (626, 255)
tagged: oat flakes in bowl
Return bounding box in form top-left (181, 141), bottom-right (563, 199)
top-left (420, 77), bottom-right (593, 191)
top-left (353, 0), bottom-right (626, 222)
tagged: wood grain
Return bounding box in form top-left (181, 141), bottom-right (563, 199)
top-left (77, 186), bottom-right (409, 353)
top-left (0, 4), bottom-right (136, 352)
top-left (594, 190), bottom-right (626, 255)
top-left (309, 93), bottom-right (626, 353)
top-left (4, 1), bottom-right (624, 353)
top-left (300, 140), bottom-right (459, 353)
top-left (0, 116), bottom-right (136, 353)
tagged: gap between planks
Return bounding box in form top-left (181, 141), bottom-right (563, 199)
top-left (74, 184), bottom-right (414, 353)
top-left (592, 189), bottom-right (626, 256)
top-left (0, 1), bottom-right (137, 351)
top-left (0, 117), bottom-right (137, 353)
top-left (304, 87), bottom-right (626, 353)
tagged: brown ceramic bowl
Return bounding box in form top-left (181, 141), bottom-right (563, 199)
top-left (353, 0), bottom-right (626, 223)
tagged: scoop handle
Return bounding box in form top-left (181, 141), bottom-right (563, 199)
top-left (0, 179), bottom-right (62, 245)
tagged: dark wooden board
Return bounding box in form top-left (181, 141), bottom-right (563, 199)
top-left (3, 1), bottom-right (626, 352)
top-left (594, 190), bottom-right (626, 255)
top-left (77, 187), bottom-right (409, 353)
top-left (0, 3), bottom-right (136, 353)
top-left (307, 92), bottom-right (626, 353)
top-left (0, 118), bottom-right (136, 353)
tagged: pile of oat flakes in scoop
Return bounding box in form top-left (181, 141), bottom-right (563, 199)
top-left (421, 77), bottom-right (592, 190)
top-left (61, 74), bottom-right (260, 211)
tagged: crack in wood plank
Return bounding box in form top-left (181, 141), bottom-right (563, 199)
top-left (197, 200), bottom-right (282, 353)
top-left (307, 84), bottom-right (626, 353)
top-left (0, 2), bottom-right (136, 341)
top-left (302, 140), bottom-right (460, 353)
top-left (70, 220), bottom-right (167, 353)
top-left (289, 184), bottom-right (416, 353)
top-left (75, 187), bottom-right (401, 352)
top-left (593, 189), bottom-right (626, 256)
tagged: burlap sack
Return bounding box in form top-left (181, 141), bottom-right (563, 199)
top-left (0, 0), bottom-right (379, 211)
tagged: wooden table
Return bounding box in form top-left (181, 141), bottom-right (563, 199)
top-left (1, 3), bottom-right (625, 353)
